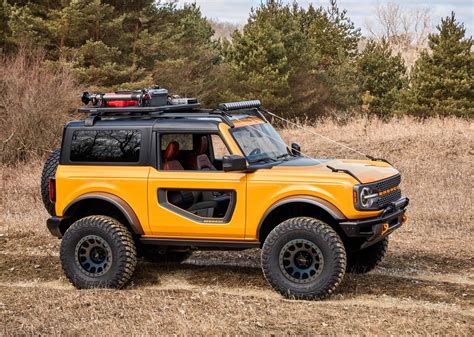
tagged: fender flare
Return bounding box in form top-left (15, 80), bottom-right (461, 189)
top-left (257, 196), bottom-right (346, 240)
top-left (63, 192), bottom-right (144, 234)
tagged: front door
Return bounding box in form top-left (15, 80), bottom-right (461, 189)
top-left (147, 132), bottom-right (247, 239)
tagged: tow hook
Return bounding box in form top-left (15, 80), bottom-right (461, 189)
top-left (362, 223), bottom-right (391, 249)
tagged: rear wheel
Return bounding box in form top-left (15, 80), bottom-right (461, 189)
top-left (60, 216), bottom-right (137, 289)
top-left (346, 237), bottom-right (389, 274)
top-left (41, 148), bottom-right (60, 216)
top-left (261, 217), bottom-right (346, 300)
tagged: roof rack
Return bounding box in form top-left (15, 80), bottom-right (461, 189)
top-left (78, 100), bottom-right (267, 127)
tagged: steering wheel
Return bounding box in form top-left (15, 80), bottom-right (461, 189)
top-left (249, 148), bottom-right (262, 156)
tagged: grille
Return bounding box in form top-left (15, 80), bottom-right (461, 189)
top-left (366, 174), bottom-right (402, 209)
top-left (376, 189), bottom-right (402, 208)
top-left (371, 174), bottom-right (401, 192)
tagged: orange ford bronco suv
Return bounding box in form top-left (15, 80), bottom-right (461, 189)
top-left (41, 94), bottom-right (408, 300)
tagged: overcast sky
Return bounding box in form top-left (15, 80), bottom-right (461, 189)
top-left (175, 0), bottom-right (473, 36)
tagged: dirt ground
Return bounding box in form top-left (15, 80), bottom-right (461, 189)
top-left (1, 117), bottom-right (473, 335)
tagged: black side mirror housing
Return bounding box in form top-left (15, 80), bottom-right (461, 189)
top-left (222, 155), bottom-right (247, 172)
top-left (291, 142), bottom-right (301, 156)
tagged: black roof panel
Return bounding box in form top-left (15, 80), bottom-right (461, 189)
top-left (152, 118), bottom-right (220, 132)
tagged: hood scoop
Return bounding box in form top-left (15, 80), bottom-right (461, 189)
top-left (327, 165), bottom-right (362, 183)
top-left (325, 160), bottom-right (399, 184)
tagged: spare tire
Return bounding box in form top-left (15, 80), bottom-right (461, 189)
top-left (41, 149), bottom-right (61, 216)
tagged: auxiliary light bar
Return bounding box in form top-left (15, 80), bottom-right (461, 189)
top-left (219, 100), bottom-right (261, 111)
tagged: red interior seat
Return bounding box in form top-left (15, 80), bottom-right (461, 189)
top-left (163, 141), bottom-right (183, 170)
top-left (187, 136), bottom-right (216, 171)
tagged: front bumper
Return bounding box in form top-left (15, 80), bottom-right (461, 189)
top-left (339, 197), bottom-right (409, 249)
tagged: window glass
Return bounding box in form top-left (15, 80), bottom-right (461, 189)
top-left (231, 124), bottom-right (288, 164)
top-left (211, 134), bottom-right (230, 159)
top-left (70, 130), bottom-right (141, 162)
top-left (160, 133), bottom-right (231, 171)
top-left (161, 134), bottom-right (193, 150)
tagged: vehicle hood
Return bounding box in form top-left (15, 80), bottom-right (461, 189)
top-left (273, 157), bottom-right (399, 184)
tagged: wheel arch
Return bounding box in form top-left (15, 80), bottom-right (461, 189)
top-left (61, 192), bottom-right (144, 236)
top-left (257, 196), bottom-right (346, 243)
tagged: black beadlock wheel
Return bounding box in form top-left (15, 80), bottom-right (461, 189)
top-left (261, 217), bottom-right (346, 300)
top-left (346, 237), bottom-right (389, 274)
top-left (60, 216), bottom-right (137, 289)
top-left (40, 148), bottom-right (61, 216)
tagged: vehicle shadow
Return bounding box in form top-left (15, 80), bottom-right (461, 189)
top-left (338, 273), bottom-right (472, 305)
top-left (2, 250), bottom-right (471, 306)
top-left (134, 253), bottom-right (473, 305)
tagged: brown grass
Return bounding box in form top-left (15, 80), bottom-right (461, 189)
top-left (1, 117), bottom-right (473, 335)
top-left (0, 48), bottom-right (78, 164)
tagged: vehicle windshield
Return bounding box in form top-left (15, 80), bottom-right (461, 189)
top-left (230, 123), bottom-right (291, 164)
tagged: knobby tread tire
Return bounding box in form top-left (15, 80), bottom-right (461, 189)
top-left (346, 237), bottom-right (389, 274)
top-left (60, 216), bottom-right (137, 289)
top-left (40, 148), bottom-right (61, 216)
top-left (261, 217), bottom-right (346, 300)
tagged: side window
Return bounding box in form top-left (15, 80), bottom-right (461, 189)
top-left (160, 134), bottom-right (192, 151)
top-left (160, 133), bottom-right (230, 171)
top-left (211, 134), bottom-right (230, 159)
top-left (70, 130), bottom-right (141, 163)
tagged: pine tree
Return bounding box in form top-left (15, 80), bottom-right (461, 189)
top-left (141, 3), bottom-right (221, 102)
top-left (357, 40), bottom-right (406, 118)
top-left (404, 13), bottom-right (473, 117)
top-left (0, 0), bottom-right (11, 51)
top-left (292, 0), bottom-right (361, 117)
top-left (227, 0), bottom-right (293, 112)
top-left (226, 0), bottom-right (361, 118)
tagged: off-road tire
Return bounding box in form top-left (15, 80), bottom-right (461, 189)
top-left (41, 148), bottom-right (61, 216)
top-left (261, 217), bottom-right (346, 300)
top-left (141, 246), bottom-right (192, 264)
top-left (60, 216), bottom-right (137, 289)
top-left (346, 237), bottom-right (389, 274)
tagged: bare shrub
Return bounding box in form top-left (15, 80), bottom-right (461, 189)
top-left (365, 2), bottom-right (431, 68)
top-left (0, 48), bottom-right (78, 164)
top-left (209, 19), bottom-right (242, 40)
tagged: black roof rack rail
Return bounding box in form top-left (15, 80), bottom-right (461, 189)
top-left (79, 100), bottom-right (267, 127)
top-left (78, 103), bottom-right (201, 115)
top-left (79, 105), bottom-right (237, 127)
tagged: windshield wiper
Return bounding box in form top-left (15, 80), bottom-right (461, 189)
top-left (276, 153), bottom-right (293, 161)
top-left (249, 157), bottom-right (279, 164)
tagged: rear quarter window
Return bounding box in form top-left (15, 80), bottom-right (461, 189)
top-left (70, 130), bottom-right (141, 162)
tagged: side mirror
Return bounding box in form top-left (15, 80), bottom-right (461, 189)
top-left (222, 155), bottom-right (247, 172)
top-left (291, 142), bottom-right (301, 156)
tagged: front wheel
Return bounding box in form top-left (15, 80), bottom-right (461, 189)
top-left (60, 216), bottom-right (137, 289)
top-left (261, 217), bottom-right (346, 300)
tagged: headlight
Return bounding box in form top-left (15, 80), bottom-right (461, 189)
top-left (354, 185), bottom-right (379, 210)
top-left (360, 187), bottom-right (378, 208)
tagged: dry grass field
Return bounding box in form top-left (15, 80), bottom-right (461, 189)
top-left (1, 117), bottom-right (473, 335)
